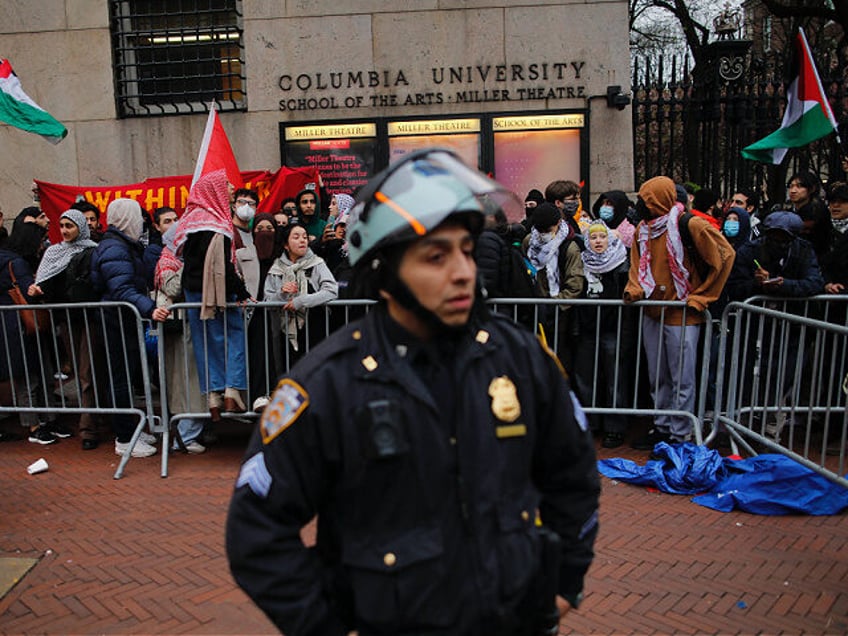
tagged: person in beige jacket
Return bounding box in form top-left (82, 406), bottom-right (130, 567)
top-left (624, 176), bottom-right (735, 449)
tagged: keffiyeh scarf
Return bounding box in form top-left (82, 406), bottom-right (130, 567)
top-left (35, 209), bottom-right (97, 285)
top-left (173, 168), bottom-right (237, 263)
top-left (268, 249), bottom-right (322, 351)
top-left (154, 223), bottom-right (183, 291)
top-left (581, 222), bottom-right (628, 295)
top-left (636, 203), bottom-right (691, 299)
top-left (527, 220), bottom-right (572, 297)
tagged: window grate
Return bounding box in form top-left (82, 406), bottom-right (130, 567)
top-left (110, 0), bottom-right (245, 117)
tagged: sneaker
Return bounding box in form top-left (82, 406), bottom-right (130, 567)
top-left (114, 439), bottom-right (157, 458)
top-left (630, 428), bottom-right (671, 451)
top-left (138, 431), bottom-right (157, 445)
top-left (601, 431), bottom-right (625, 449)
top-left (47, 422), bottom-right (73, 438)
top-left (252, 396), bottom-right (270, 413)
top-left (28, 426), bottom-right (58, 445)
top-left (184, 440), bottom-right (206, 454)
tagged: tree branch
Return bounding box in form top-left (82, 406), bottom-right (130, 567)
top-left (758, 0), bottom-right (835, 22)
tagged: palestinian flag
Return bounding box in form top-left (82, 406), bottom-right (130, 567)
top-left (0, 59), bottom-right (67, 144)
top-left (742, 28), bottom-right (838, 164)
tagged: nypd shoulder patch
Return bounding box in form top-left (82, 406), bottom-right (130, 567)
top-left (261, 379), bottom-right (310, 445)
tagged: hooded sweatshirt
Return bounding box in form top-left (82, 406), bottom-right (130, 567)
top-left (624, 176), bottom-right (735, 325)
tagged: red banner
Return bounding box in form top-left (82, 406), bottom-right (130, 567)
top-left (35, 166), bottom-right (319, 244)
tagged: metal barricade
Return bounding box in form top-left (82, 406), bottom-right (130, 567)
top-left (0, 302), bottom-right (159, 479)
top-left (489, 297), bottom-right (712, 444)
top-left (155, 299), bottom-right (376, 476)
top-left (713, 296), bottom-right (848, 488)
top-left (15, 295), bottom-right (842, 484)
top-left (155, 297), bottom-right (711, 476)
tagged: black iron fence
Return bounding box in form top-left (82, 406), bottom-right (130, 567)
top-left (632, 47), bottom-right (848, 205)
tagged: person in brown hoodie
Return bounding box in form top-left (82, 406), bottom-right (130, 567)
top-left (624, 176), bottom-right (735, 449)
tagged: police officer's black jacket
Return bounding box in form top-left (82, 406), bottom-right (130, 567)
top-left (226, 306), bottom-right (600, 636)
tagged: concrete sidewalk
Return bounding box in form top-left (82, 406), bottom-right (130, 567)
top-left (1, 422), bottom-right (846, 635)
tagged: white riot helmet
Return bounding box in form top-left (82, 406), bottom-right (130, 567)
top-left (346, 149), bottom-right (522, 266)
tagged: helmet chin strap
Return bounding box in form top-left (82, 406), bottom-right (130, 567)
top-left (382, 274), bottom-right (470, 338)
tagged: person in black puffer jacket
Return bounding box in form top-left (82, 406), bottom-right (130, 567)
top-left (90, 198), bottom-right (170, 458)
top-left (0, 223), bottom-right (54, 443)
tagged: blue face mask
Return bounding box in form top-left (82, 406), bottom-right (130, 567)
top-left (599, 205), bottom-right (615, 222)
top-left (723, 220), bottom-right (740, 238)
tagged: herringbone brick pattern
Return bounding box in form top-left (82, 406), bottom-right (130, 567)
top-left (1, 422), bottom-right (846, 635)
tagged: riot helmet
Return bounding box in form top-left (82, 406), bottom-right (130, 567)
top-left (345, 149), bottom-right (522, 332)
top-left (346, 149), bottom-right (522, 267)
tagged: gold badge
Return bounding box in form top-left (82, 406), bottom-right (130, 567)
top-left (488, 376), bottom-right (521, 422)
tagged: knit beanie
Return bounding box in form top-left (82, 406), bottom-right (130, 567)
top-left (525, 189), bottom-right (545, 206)
top-left (531, 202), bottom-right (562, 232)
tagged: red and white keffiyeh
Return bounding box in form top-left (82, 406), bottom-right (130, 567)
top-left (173, 168), bottom-right (236, 262)
top-left (636, 203), bottom-right (691, 299)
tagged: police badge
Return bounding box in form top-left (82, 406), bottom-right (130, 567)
top-left (488, 376), bottom-right (521, 423)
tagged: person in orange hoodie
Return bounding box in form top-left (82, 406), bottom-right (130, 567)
top-left (624, 176), bottom-right (735, 451)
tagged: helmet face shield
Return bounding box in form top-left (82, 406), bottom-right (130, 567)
top-left (346, 149), bottom-right (523, 265)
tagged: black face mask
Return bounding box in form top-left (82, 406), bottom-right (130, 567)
top-left (762, 234), bottom-right (793, 269)
top-left (635, 198), bottom-right (652, 222)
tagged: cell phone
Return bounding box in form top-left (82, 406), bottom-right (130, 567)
top-left (763, 277), bottom-right (781, 284)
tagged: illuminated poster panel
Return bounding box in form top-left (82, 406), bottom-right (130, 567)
top-left (388, 119), bottom-right (481, 169)
top-left (493, 114), bottom-right (583, 222)
top-left (284, 124), bottom-right (378, 195)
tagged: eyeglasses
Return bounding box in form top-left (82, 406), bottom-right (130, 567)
top-left (282, 206), bottom-right (296, 213)
top-left (236, 198), bottom-right (257, 207)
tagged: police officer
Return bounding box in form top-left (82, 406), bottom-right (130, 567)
top-left (226, 149), bottom-right (600, 636)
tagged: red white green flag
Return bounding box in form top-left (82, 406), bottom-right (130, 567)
top-left (742, 28), bottom-right (838, 164)
top-left (0, 59), bottom-right (67, 144)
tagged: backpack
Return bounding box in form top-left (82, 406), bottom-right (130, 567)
top-left (677, 212), bottom-right (710, 280)
top-left (503, 242), bottom-right (536, 298)
top-left (64, 247), bottom-right (99, 303)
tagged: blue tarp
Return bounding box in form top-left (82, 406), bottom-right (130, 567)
top-left (598, 442), bottom-right (848, 515)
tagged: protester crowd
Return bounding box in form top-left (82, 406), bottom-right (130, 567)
top-left (1, 166), bottom-right (846, 458)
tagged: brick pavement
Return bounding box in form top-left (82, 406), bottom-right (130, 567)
top-left (1, 420), bottom-right (846, 635)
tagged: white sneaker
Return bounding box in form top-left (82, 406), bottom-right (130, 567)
top-left (184, 441), bottom-right (206, 454)
top-left (138, 431), bottom-right (157, 445)
top-left (252, 396), bottom-right (270, 412)
top-left (115, 439), bottom-right (157, 458)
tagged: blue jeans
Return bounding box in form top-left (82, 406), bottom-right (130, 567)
top-left (174, 418), bottom-right (204, 448)
top-left (184, 290), bottom-right (247, 395)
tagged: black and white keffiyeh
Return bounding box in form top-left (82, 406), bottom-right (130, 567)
top-left (35, 209), bottom-right (97, 285)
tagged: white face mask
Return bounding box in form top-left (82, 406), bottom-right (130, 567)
top-left (235, 204), bottom-right (255, 222)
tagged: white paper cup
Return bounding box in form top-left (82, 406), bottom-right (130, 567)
top-left (27, 458), bottom-right (49, 475)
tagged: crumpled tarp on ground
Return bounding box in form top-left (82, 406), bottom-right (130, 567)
top-left (598, 442), bottom-right (848, 515)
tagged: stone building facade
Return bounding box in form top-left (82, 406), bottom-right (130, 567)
top-left (0, 1), bottom-right (632, 216)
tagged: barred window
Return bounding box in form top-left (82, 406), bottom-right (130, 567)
top-left (110, 0), bottom-right (245, 117)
